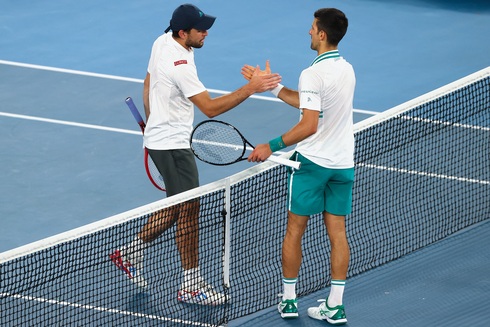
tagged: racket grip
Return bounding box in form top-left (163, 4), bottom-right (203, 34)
top-left (125, 97), bottom-right (146, 133)
top-left (125, 97), bottom-right (145, 124)
top-left (267, 155), bottom-right (301, 170)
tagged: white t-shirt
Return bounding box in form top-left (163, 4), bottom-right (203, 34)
top-left (144, 33), bottom-right (207, 150)
top-left (295, 50), bottom-right (356, 169)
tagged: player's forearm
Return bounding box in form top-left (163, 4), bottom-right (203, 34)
top-left (277, 87), bottom-right (300, 109)
top-left (202, 86), bottom-right (253, 118)
top-left (280, 110), bottom-right (318, 147)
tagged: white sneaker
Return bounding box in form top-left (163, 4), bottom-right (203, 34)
top-left (109, 248), bottom-right (147, 289)
top-left (278, 298), bottom-right (299, 318)
top-left (307, 299), bottom-right (347, 325)
top-left (177, 280), bottom-right (228, 306)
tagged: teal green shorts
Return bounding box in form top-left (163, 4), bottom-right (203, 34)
top-left (287, 152), bottom-right (354, 216)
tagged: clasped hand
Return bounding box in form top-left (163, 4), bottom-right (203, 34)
top-left (242, 60), bottom-right (277, 163)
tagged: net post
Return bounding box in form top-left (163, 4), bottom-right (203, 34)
top-left (223, 177), bottom-right (231, 289)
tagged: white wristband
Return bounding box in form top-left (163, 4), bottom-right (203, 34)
top-left (270, 84), bottom-right (284, 97)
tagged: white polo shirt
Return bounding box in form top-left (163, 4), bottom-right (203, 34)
top-left (295, 50), bottom-right (356, 169)
top-left (144, 32), bottom-right (207, 150)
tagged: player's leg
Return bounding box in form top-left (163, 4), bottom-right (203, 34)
top-left (279, 152), bottom-right (324, 318)
top-left (171, 150), bottom-right (227, 305)
top-left (109, 149), bottom-right (185, 289)
top-left (176, 200), bottom-right (200, 269)
top-left (138, 148), bottom-right (184, 242)
top-left (169, 149), bottom-right (200, 271)
top-left (325, 212), bottom-right (349, 312)
top-left (308, 167), bottom-right (353, 325)
top-left (137, 206), bottom-right (179, 242)
top-left (306, 212), bottom-right (349, 325)
top-left (325, 212), bottom-right (349, 281)
top-left (282, 211), bottom-right (309, 278)
top-left (278, 211), bottom-right (309, 318)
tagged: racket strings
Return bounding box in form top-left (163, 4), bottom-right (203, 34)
top-left (144, 148), bottom-right (166, 191)
top-left (191, 121), bottom-right (246, 165)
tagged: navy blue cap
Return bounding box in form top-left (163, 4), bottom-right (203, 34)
top-left (164, 4), bottom-right (216, 33)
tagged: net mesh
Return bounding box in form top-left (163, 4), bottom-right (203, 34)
top-left (1, 67), bottom-right (489, 326)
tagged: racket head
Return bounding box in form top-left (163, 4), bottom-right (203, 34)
top-left (144, 148), bottom-right (166, 191)
top-left (190, 120), bottom-right (248, 166)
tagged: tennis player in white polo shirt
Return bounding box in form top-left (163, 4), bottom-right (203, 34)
top-left (245, 7), bottom-right (355, 324)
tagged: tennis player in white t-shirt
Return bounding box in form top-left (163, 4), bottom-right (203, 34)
top-left (245, 8), bottom-right (355, 324)
top-left (110, 3), bottom-right (281, 306)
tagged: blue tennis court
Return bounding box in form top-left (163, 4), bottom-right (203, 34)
top-left (1, 0), bottom-right (489, 326)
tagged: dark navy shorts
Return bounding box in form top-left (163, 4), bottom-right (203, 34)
top-left (147, 148), bottom-right (199, 197)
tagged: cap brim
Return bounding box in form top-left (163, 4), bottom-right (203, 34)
top-left (193, 15), bottom-right (216, 31)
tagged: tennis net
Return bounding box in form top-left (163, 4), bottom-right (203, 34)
top-left (1, 66), bottom-right (489, 326)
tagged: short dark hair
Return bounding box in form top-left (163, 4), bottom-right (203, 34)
top-left (314, 8), bottom-right (348, 46)
top-left (171, 29), bottom-right (191, 38)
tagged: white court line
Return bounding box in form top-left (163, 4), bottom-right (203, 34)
top-left (357, 163), bottom-right (490, 185)
top-left (0, 112), bottom-right (289, 155)
top-left (0, 59), bottom-right (143, 83)
top-left (401, 115), bottom-right (490, 131)
top-left (0, 111), bottom-right (140, 135)
top-left (0, 59), bottom-right (379, 115)
top-left (0, 292), bottom-right (222, 327)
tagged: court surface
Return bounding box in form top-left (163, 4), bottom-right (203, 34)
top-left (1, 0), bottom-right (489, 326)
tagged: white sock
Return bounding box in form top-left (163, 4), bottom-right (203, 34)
top-left (282, 277), bottom-right (297, 300)
top-left (183, 267), bottom-right (202, 290)
top-left (328, 279), bottom-right (346, 307)
top-left (125, 237), bottom-right (146, 260)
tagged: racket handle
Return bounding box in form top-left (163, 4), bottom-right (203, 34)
top-left (125, 97), bottom-right (146, 133)
top-left (267, 155), bottom-right (301, 170)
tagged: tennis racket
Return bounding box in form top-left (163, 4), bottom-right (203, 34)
top-left (190, 120), bottom-right (301, 170)
top-left (125, 97), bottom-right (166, 192)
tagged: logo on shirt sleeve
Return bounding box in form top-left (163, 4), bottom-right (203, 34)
top-left (174, 60), bottom-right (188, 66)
